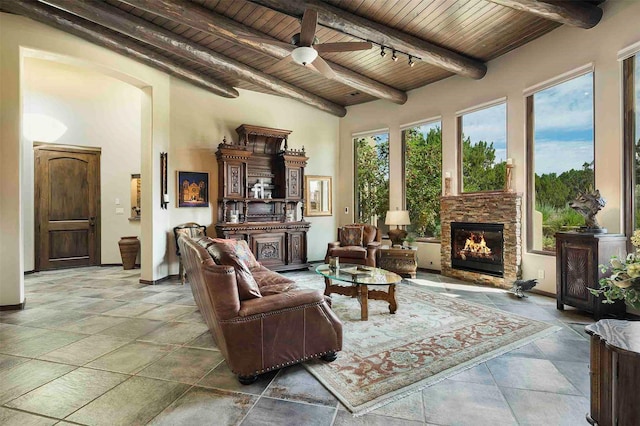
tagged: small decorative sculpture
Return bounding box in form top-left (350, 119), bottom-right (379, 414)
top-left (508, 279), bottom-right (538, 298)
top-left (569, 188), bottom-right (606, 231)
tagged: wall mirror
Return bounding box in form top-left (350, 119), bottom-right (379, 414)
top-left (305, 175), bottom-right (332, 216)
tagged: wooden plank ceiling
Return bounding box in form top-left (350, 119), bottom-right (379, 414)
top-left (3, 0), bottom-right (605, 115)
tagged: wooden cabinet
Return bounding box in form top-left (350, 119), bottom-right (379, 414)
top-left (555, 232), bottom-right (626, 319)
top-left (586, 320), bottom-right (640, 426)
top-left (377, 247), bottom-right (418, 278)
top-left (215, 125), bottom-right (310, 272)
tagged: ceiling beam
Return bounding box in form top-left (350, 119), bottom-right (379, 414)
top-left (247, 0), bottom-right (487, 80)
top-left (485, 0), bottom-right (602, 29)
top-left (0, 0), bottom-right (239, 99)
top-left (38, 0), bottom-right (346, 117)
top-left (120, 0), bottom-right (407, 105)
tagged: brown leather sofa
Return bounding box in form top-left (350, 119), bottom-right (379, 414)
top-left (178, 235), bottom-right (343, 384)
top-left (325, 224), bottom-right (382, 267)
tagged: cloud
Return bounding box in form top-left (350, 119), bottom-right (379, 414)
top-left (462, 103), bottom-right (507, 160)
top-left (534, 138), bottom-right (593, 175)
top-left (534, 73), bottom-right (594, 133)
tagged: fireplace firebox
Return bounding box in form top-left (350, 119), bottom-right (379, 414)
top-left (451, 222), bottom-right (504, 277)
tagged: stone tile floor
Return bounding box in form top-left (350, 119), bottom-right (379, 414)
top-left (0, 266), bottom-right (594, 425)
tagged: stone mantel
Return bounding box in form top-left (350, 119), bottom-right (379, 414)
top-left (440, 192), bottom-right (522, 288)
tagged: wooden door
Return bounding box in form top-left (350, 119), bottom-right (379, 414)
top-left (34, 145), bottom-right (101, 270)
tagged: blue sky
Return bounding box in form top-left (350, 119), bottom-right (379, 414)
top-left (462, 103), bottom-right (507, 163)
top-left (533, 72), bottom-right (594, 175)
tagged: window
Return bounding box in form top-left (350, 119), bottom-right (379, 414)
top-left (459, 102), bottom-right (507, 192)
top-left (624, 53), bottom-right (640, 243)
top-left (402, 121), bottom-right (442, 238)
top-left (527, 71), bottom-right (595, 253)
top-left (354, 132), bottom-right (389, 231)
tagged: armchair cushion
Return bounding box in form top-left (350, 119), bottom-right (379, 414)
top-left (207, 240), bottom-right (262, 301)
top-left (330, 246), bottom-right (367, 259)
top-left (339, 225), bottom-right (364, 246)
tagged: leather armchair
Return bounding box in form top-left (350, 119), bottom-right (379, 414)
top-left (173, 222), bottom-right (207, 284)
top-left (178, 235), bottom-right (343, 384)
top-left (325, 223), bottom-right (382, 267)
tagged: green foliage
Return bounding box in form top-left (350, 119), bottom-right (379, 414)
top-left (537, 203), bottom-right (584, 251)
top-left (461, 137), bottom-right (506, 192)
top-left (355, 136), bottom-right (389, 223)
top-left (591, 241), bottom-right (640, 310)
top-left (535, 162), bottom-right (594, 209)
top-left (404, 127), bottom-right (442, 237)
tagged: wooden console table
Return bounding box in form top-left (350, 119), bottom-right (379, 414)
top-left (377, 246), bottom-right (418, 278)
top-left (586, 320), bottom-right (640, 426)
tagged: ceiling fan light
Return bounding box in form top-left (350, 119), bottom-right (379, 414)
top-left (291, 46), bottom-right (318, 66)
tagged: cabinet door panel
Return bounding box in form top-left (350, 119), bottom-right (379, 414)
top-left (288, 232), bottom-right (306, 265)
top-left (225, 163), bottom-right (244, 198)
top-left (251, 233), bottom-right (286, 268)
top-left (287, 168), bottom-right (302, 199)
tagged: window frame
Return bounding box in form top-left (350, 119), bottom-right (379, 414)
top-left (623, 54), bottom-right (637, 253)
top-left (525, 66), bottom-right (596, 256)
top-left (400, 118), bottom-right (442, 240)
top-left (456, 99), bottom-right (508, 194)
top-left (352, 129), bottom-right (390, 226)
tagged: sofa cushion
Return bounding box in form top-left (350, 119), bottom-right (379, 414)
top-left (260, 283), bottom-right (299, 296)
top-left (330, 246), bottom-right (367, 259)
top-left (207, 240), bottom-right (262, 300)
top-left (251, 265), bottom-right (295, 287)
top-left (340, 225), bottom-right (364, 246)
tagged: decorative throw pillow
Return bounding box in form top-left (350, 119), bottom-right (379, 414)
top-left (207, 240), bottom-right (261, 300)
top-left (211, 238), bottom-right (260, 269)
top-left (340, 225), bottom-right (364, 246)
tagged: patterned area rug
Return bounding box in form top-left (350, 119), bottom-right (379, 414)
top-left (301, 277), bottom-right (559, 416)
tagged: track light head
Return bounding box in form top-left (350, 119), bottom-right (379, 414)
top-left (408, 56), bottom-right (415, 67)
top-left (391, 50), bottom-right (398, 62)
top-left (380, 46), bottom-right (386, 57)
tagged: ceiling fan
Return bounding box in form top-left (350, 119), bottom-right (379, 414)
top-left (242, 9), bottom-right (372, 79)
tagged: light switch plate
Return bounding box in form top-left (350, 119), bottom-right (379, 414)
top-left (115, 198), bottom-right (120, 205)
top-left (115, 207), bottom-right (124, 215)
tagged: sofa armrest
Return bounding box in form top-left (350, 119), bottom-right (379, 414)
top-left (238, 289), bottom-right (324, 317)
top-left (367, 241), bottom-right (381, 250)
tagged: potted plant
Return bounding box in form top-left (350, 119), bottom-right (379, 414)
top-left (590, 230), bottom-right (640, 309)
top-left (404, 234), bottom-right (416, 248)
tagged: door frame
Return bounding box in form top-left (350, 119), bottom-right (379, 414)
top-left (34, 143), bottom-right (102, 271)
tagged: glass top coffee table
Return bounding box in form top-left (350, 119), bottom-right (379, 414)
top-left (315, 264), bottom-right (402, 321)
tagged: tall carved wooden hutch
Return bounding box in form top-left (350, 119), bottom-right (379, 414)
top-left (215, 125), bottom-right (310, 271)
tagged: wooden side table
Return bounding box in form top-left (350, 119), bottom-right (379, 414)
top-left (377, 246), bottom-right (417, 278)
top-left (586, 320), bottom-right (640, 426)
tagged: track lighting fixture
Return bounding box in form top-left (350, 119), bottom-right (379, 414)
top-left (380, 46), bottom-right (386, 57)
top-left (408, 56), bottom-right (415, 67)
top-left (391, 50), bottom-right (398, 62)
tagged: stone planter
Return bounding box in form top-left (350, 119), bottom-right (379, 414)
top-left (118, 236), bottom-right (140, 270)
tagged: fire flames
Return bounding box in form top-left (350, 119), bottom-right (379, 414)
top-left (459, 233), bottom-right (492, 260)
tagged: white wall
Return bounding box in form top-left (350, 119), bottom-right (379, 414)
top-left (22, 58), bottom-right (142, 269)
top-left (1, 12), bottom-right (171, 305)
top-left (339, 0), bottom-right (640, 294)
top-left (168, 80), bottom-right (340, 270)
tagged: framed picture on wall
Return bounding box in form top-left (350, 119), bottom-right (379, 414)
top-left (177, 171), bottom-right (209, 207)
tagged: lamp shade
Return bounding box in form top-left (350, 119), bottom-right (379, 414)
top-left (291, 46), bottom-right (318, 66)
top-left (385, 210), bottom-right (411, 226)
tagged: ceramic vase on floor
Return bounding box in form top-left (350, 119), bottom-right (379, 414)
top-left (118, 236), bottom-right (140, 270)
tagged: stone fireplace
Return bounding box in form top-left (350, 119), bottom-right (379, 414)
top-left (441, 192), bottom-right (522, 288)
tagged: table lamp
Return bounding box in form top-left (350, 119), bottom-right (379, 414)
top-left (385, 209), bottom-right (411, 246)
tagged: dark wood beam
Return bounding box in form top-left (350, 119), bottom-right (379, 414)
top-left (0, 0), bottom-right (239, 99)
top-left (120, 0), bottom-right (407, 105)
top-left (247, 0), bottom-right (487, 80)
top-left (38, 0), bottom-right (346, 117)
top-left (486, 0), bottom-right (602, 29)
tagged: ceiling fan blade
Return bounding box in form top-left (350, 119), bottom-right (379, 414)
top-left (264, 55), bottom-right (294, 74)
top-left (239, 35), bottom-right (293, 50)
top-left (311, 56), bottom-right (336, 80)
top-left (299, 8), bottom-right (318, 47)
top-left (314, 42), bottom-right (373, 53)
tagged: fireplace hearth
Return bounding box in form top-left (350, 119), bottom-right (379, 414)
top-left (451, 222), bottom-right (504, 277)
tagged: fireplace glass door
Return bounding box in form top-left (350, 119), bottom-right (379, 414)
top-left (451, 222), bottom-right (504, 277)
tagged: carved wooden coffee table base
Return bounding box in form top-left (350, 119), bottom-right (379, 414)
top-left (323, 277), bottom-right (398, 321)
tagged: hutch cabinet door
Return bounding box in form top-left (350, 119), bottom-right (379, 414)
top-left (224, 162), bottom-right (245, 199)
top-left (557, 238), bottom-right (594, 310)
top-left (287, 168), bottom-right (302, 199)
top-left (250, 233), bottom-right (286, 268)
top-left (287, 231), bottom-right (306, 265)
